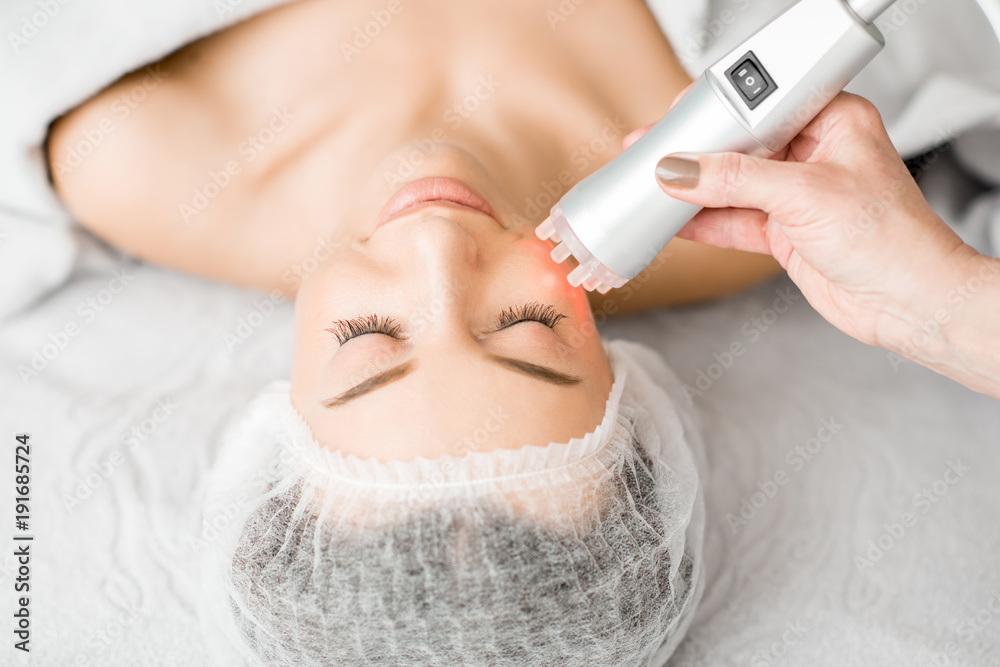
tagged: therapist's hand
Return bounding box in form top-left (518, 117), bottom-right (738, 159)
top-left (648, 93), bottom-right (976, 348)
top-left (635, 92), bottom-right (1000, 399)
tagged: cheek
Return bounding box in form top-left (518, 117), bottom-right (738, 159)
top-left (294, 250), bottom-right (380, 329)
top-left (506, 238), bottom-right (603, 365)
top-left (514, 238), bottom-right (588, 305)
top-left (289, 329), bottom-right (321, 404)
top-left (291, 288), bottom-right (331, 367)
top-left (290, 282), bottom-right (344, 398)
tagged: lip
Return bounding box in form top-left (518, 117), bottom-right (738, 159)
top-left (373, 177), bottom-right (498, 232)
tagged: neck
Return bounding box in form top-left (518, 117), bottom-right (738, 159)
top-left (277, 0), bottom-right (692, 290)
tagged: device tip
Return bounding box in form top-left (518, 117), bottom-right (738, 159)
top-left (535, 217), bottom-right (555, 241)
top-left (568, 264), bottom-right (589, 288)
top-left (550, 242), bottom-right (572, 264)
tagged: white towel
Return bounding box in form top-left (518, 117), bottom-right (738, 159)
top-left (0, 0), bottom-right (294, 321)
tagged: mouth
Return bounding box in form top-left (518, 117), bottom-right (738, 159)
top-left (373, 177), bottom-right (498, 232)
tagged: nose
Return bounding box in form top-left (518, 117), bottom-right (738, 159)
top-left (401, 213), bottom-right (483, 343)
top-left (408, 213), bottom-right (480, 284)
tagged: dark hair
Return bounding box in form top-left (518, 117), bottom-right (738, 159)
top-left (229, 434), bottom-right (694, 666)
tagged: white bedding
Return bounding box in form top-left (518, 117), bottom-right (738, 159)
top-left (1, 0), bottom-right (999, 665)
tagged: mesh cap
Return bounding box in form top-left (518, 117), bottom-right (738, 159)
top-left (198, 339), bottom-right (706, 666)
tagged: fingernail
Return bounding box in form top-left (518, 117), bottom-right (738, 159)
top-left (655, 154), bottom-right (700, 189)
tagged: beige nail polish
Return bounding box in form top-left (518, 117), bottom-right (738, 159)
top-left (655, 155), bottom-right (700, 189)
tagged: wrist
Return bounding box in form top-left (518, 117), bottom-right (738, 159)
top-left (939, 253), bottom-right (1000, 347)
top-left (872, 232), bottom-right (976, 353)
top-left (940, 253), bottom-right (1000, 398)
top-left (881, 248), bottom-right (1000, 398)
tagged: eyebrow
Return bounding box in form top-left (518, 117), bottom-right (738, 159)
top-left (485, 354), bottom-right (582, 386)
top-left (322, 360), bottom-right (417, 408)
top-left (322, 354), bottom-right (581, 408)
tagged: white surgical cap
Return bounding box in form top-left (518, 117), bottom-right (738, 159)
top-left (198, 339), bottom-right (706, 666)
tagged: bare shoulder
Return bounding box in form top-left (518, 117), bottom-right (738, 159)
top-left (48, 43), bottom-right (238, 251)
top-left (45, 24), bottom-right (294, 290)
top-left (45, 1), bottom-right (343, 292)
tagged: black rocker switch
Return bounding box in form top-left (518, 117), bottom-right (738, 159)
top-left (727, 51), bottom-right (777, 110)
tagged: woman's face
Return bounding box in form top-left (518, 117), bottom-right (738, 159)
top-left (291, 143), bottom-right (613, 462)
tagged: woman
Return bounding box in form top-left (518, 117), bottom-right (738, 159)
top-left (46, 0), bottom-right (782, 663)
top-left (47, 0), bottom-right (783, 459)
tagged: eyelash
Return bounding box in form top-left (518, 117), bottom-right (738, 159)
top-left (494, 302), bottom-right (566, 331)
top-left (326, 302), bottom-right (566, 344)
top-left (326, 314), bottom-right (402, 345)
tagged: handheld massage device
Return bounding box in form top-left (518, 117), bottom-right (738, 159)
top-left (535, 0), bottom-right (899, 293)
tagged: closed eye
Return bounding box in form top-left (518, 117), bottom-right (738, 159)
top-left (493, 302), bottom-right (566, 331)
top-left (325, 315), bottom-right (402, 345)
top-left (326, 302), bottom-right (567, 345)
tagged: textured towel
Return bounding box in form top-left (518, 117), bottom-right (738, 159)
top-left (0, 1), bottom-right (999, 666)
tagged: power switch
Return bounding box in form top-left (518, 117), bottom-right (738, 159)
top-left (726, 51), bottom-right (777, 110)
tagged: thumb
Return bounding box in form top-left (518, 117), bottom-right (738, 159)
top-left (655, 151), bottom-right (800, 213)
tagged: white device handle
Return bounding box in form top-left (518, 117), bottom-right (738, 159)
top-left (537, 0), bottom-right (888, 293)
top-left (846, 0), bottom-right (897, 23)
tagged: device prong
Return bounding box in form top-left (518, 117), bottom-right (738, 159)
top-left (568, 265), bottom-right (589, 288)
top-left (535, 217), bottom-right (555, 241)
top-left (550, 242), bottom-right (572, 264)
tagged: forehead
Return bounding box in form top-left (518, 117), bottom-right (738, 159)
top-left (303, 353), bottom-right (608, 462)
top-left (295, 428), bottom-right (650, 536)
top-left (298, 466), bottom-right (611, 536)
